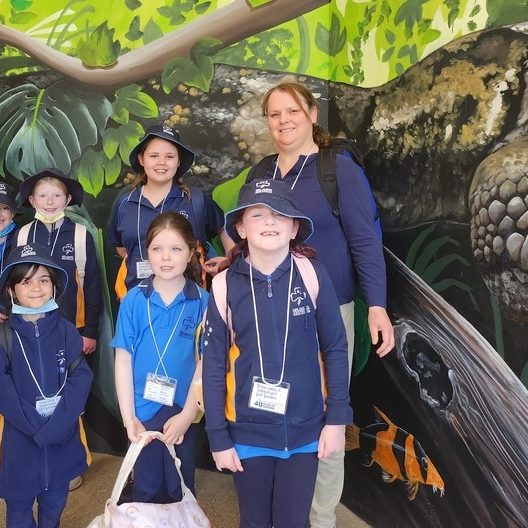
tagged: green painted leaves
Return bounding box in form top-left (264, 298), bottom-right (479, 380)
top-left (77, 22), bottom-right (121, 68)
top-left (77, 149), bottom-right (121, 197)
top-left (316, 13), bottom-right (347, 57)
top-left (0, 81), bottom-right (112, 179)
top-left (111, 84), bottom-right (158, 125)
top-left (162, 37), bottom-right (222, 93)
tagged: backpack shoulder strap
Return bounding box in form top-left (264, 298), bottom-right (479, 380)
top-left (16, 222), bottom-right (34, 246)
top-left (74, 223), bottom-right (87, 287)
top-left (247, 154), bottom-right (277, 183)
top-left (210, 269), bottom-right (234, 343)
top-left (317, 146), bottom-right (340, 218)
top-left (292, 254), bottom-right (319, 308)
top-left (189, 186), bottom-right (207, 245)
top-left (0, 322), bottom-right (12, 366)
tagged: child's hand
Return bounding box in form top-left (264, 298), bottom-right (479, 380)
top-left (161, 413), bottom-right (193, 445)
top-left (317, 424), bottom-right (345, 459)
top-left (212, 448), bottom-right (243, 472)
top-left (124, 417), bottom-right (147, 443)
top-left (82, 336), bottom-right (97, 355)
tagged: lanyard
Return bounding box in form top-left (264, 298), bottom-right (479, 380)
top-left (32, 221), bottom-right (62, 256)
top-left (136, 187), bottom-right (169, 261)
top-left (249, 254), bottom-right (293, 386)
top-left (147, 297), bottom-right (186, 377)
top-left (13, 329), bottom-right (67, 399)
top-left (272, 146), bottom-right (316, 190)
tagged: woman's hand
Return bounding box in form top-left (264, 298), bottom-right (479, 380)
top-left (161, 412), bottom-right (193, 445)
top-left (202, 256), bottom-right (228, 276)
top-left (368, 306), bottom-right (395, 357)
top-left (82, 336), bottom-right (97, 355)
top-left (212, 448), bottom-right (244, 472)
top-left (124, 417), bottom-right (147, 443)
top-left (318, 425), bottom-right (345, 459)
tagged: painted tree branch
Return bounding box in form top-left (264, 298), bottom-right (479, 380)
top-left (0, 0), bottom-right (328, 90)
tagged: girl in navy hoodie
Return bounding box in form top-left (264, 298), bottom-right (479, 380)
top-left (203, 179), bottom-right (352, 528)
top-left (0, 244), bottom-right (92, 527)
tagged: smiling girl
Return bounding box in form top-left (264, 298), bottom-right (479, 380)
top-left (112, 211), bottom-right (208, 504)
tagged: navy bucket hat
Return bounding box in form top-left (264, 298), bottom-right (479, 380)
top-left (0, 243), bottom-right (69, 299)
top-left (0, 182), bottom-right (19, 214)
top-left (19, 169), bottom-right (84, 208)
top-left (224, 179), bottom-right (314, 243)
top-left (129, 125), bottom-right (195, 178)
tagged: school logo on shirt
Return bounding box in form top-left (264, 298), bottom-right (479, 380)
top-left (290, 286), bottom-right (311, 316)
top-left (179, 315), bottom-right (196, 340)
top-left (57, 349), bottom-right (66, 374)
top-left (61, 243), bottom-right (74, 260)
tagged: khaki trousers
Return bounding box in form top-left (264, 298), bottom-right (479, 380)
top-left (309, 300), bottom-right (355, 528)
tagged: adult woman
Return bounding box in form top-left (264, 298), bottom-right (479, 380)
top-left (250, 81), bottom-right (394, 528)
top-left (108, 125), bottom-right (233, 294)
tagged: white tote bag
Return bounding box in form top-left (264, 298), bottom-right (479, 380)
top-left (88, 431), bottom-right (211, 528)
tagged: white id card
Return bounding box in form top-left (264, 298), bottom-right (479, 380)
top-left (36, 395), bottom-right (61, 417)
top-left (143, 373), bottom-right (177, 406)
top-left (248, 376), bottom-right (290, 415)
top-left (136, 260), bottom-right (153, 279)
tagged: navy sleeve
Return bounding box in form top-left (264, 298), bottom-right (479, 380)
top-left (33, 327), bottom-right (93, 447)
top-left (204, 193), bottom-right (226, 239)
top-left (82, 231), bottom-right (102, 339)
top-left (336, 156), bottom-right (387, 307)
top-left (312, 260), bottom-right (353, 425)
top-left (0, 345), bottom-right (46, 436)
top-left (202, 282), bottom-right (234, 452)
top-left (106, 191), bottom-right (125, 247)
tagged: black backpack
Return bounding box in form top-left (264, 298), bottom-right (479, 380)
top-left (247, 137), bottom-right (379, 226)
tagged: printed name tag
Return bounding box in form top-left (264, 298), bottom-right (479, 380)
top-left (143, 373), bottom-right (176, 406)
top-left (136, 260), bottom-right (153, 279)
top-left (249, 376), bottom-right (290, 415)
top-left (36, 395), bottom-right (61, 417)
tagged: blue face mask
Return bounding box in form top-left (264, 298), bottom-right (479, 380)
top-left (10, 294), bottom-right (59, 316)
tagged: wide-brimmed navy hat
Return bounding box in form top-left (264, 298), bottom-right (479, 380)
top-left (0, 182), bottom-right (19, 213)
top-left (225, 179), bottom-right (314, 243)
top-left (19, 169), bottom-right (84, 207)
top-left (0, 243), bottom-right (69, 298)
top-left (129, 125), bottom-right (195, 177)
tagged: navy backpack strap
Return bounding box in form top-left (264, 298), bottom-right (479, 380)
top-left (0, 322), bottom-right (12, 366)
top-left (189, 186), bottom-right (207, 245)
top-left (317, 146), bottom-right (340, 218)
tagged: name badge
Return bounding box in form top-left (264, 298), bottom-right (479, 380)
top-left (136, 260), bottom-right (152, 279)
top-left (143, 373), bottom-right (177, 406)
top-left (36, 395), bottom-right (61, 417)
top-left (249, 376), bottom-right (290, 415)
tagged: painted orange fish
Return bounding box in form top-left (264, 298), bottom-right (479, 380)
top-left (346, 406), bottom-right (445, 500)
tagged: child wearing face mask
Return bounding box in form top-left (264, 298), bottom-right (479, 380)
top-left (0, 243), bottom-right (92, 527)
top-left (16, 169), bottom-right (102, 356)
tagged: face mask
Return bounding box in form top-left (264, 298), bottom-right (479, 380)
top-left (0, 220), bottom-right (15, 239)
top-left (11, 297), bottom-right (59, 316)
top-left (34, 209), bottom-right (65, 224)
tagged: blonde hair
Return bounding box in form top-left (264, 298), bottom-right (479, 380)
top-left (31, 177), bottom-right (68, 195)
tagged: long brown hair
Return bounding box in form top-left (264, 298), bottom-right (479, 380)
top-left (261, 81), bottom-right (332, 148)
top-left (146, 211), bottom-right (201, 283)
top-left (132, 136), bottom-right (191, 200)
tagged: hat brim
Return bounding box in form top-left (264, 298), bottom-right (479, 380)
top-left (224, 201), bottom-right (314, 244)
top-left (0, 197), bottom-right (19, 214)
top-left (0, 258), bottom-right (69, 300)
top-left (19, 172), bottom-right (84, 208)
top-left (129, 132), bottom-right (195, 178)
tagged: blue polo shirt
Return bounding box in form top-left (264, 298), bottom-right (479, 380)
top-left (111, 276), bottom-right (209, 421)
top-left (107, 184), bottom-right (224, 289)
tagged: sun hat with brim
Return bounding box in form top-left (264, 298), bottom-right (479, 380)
top-left (0, 243), bottom-right (69, 299)
top-left (0, 182), bottom-right (19, 214)
top-left (225, 179), bottom-right (314, 243)
top-left (19, 169), bottom-right (84, 208)
top-left (129, 125), bottom-right (195, 177)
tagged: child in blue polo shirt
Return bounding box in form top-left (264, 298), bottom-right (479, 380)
top-left (0, 243), bottom-right (92, 527)
top-left (112, 211), bottom-right (208, 503)
top-left (203, 179), bottom-right (352, 528)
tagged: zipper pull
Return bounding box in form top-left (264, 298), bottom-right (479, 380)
top-left (34, 322), bottom-right (40, 338)
top-left (267, 276), bottom-right (272, 298)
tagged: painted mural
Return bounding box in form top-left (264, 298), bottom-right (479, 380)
top-left (0, 0), bottom-right (527, 526)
